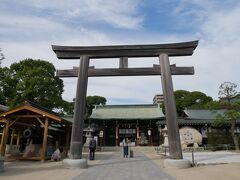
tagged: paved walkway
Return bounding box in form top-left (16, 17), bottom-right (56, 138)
top-left (72, 151), bottom-right (174, 180)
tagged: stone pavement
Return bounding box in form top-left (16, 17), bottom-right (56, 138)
top-left (72, 151), bottom-right (174, 180)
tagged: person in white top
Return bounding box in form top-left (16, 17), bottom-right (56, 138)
top-left (122, 138), bottom-right (129, 158)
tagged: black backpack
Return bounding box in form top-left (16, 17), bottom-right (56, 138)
top-left (89, 139), bottom-right (96, 149)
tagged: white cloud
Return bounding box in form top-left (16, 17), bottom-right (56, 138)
top-left (0, 14), bottom-right (69, 42)
top-left (0, 13), bottom-right (112, 45)
top-left (8, 0), bottom-right (143, 29)
top-left (201, 8), bottom-right (240, 44)
top-left (140, 0), bottom-right (240, 101)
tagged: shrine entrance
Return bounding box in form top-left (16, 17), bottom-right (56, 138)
top-left (52, 40), bottom-right (198, 160)
top-left (118, 124), bottom-right (137, 144)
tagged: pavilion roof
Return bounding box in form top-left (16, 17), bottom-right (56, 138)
top-left (89, 104), bottom-right (165, 120)
top-left (184, 109), bottom-right (226, 120)
top-left (0, 100), bottom-right (71, 124)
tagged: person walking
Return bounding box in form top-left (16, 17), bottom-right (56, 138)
top-left (89, 136), bottom-right (97, 160)
top-left (122, 138), bottom-right (129, 158)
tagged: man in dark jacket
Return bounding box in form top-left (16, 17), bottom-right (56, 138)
top-left (89, 136), bottom-right (97, 160)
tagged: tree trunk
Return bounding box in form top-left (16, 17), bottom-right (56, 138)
top-left (230, 120), bottom-right (239, 150)
top-left (233, 136), bottom-right (239, 151)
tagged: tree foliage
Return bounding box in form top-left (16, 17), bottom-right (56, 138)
top-left (0, 48), bottom-right (5, 67)
top-left (210, 82), bottom-right (240, 150)
top-left (174, 90), bottom-right (190, 116)
top-left (0, 59), bottom-right (64, 109)
top-left (218, 82), bottom-right (238, 103)
top-left (0, 67), bottom-right (13, 105)
top-left (174, 90), bottom-right (213, 116)
top-left (60, 100), bottom-right (74, 115)
top-left (60, 96), bottom-right (107, 116)
top-left (86, 96), bottom-right (107, 116)
top-left (185, 91), bottom-right (213, 108)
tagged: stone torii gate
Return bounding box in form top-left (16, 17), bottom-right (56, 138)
top-left (52, 40), bottom-right (198, 167)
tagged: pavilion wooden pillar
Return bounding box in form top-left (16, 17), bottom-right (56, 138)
top-left (0, 122), bottom-right (9, 157)
top-left (159, 53), bottom-right (183, 159)
top-left (41, 118), bottom-right (49, 162)
top-left (69, 56), bottom-right (89, 159)
top-left (0, 127), bottom-right (5, 147)
top-left (16, 130), bottom-right (21, 145)
top-left (0, 126), bottom-right (6, 156)
top-left (10, 129), bottom-right (15, 145)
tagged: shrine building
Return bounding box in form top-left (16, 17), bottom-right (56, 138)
top-left (89, 104), bottom-right (164, 146)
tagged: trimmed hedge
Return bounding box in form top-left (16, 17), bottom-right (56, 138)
top-left (207, 132), bottom-right (237, 150)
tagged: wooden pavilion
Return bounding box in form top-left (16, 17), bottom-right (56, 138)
top-left (0, 101), bottom-right (71, 161)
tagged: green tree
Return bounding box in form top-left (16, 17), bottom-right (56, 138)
top-left (211, 82), bottom-right (240, 150)
top-left (0, 67), bottom-right (15, 105)
top-left (60, 96), bottom-right (107, 117)
top-left (61, 100), bottom-right (74, 115)
top-left (184, 91), bottom-right (213, 108)
top-left (0, 48), bottom-right (5, 67)
top-left (174, 90), bottom-right (190, 116)
top-left (86, 96), bottom-right (107, 117)
top-left (0, 59), bottom-right (64, 109)
top-left (174, 90), bottom-right (213, 116)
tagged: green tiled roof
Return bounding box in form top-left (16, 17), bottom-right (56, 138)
top-left (157, 118), bottom-right (240, 125)
top-left (184, 109), bottom-right (226, 119)
top-left (89, 104), bottom-right (165, 120)
top-left (157, 118), bottom-right (211, 125)
top-left (157, 109), bottom-right (240, 125)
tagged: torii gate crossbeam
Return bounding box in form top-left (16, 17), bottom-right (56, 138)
top-left (56, 66), bottom-right (194, 77)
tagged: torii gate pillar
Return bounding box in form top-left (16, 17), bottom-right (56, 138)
top-left (159, 54), bottom-right (182, 159)
top-left (62, 56), bottom-right (89, 168)
top-left (70, 56), bottom-right (89, 159)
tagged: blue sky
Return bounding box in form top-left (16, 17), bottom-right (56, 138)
top-left (1, 0), bottom-right (240, 104)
